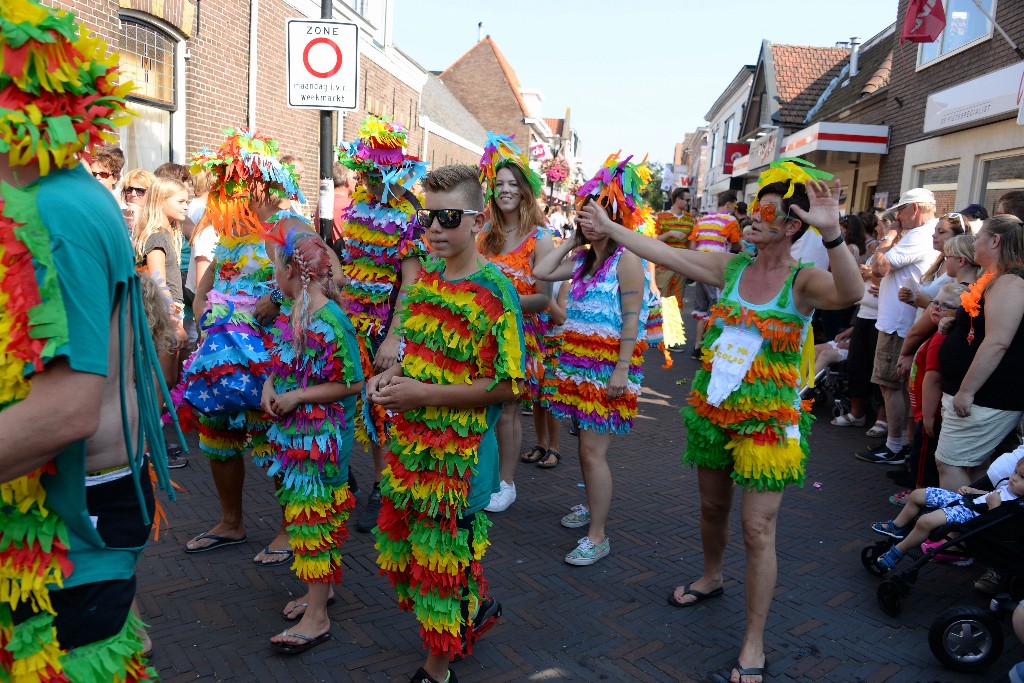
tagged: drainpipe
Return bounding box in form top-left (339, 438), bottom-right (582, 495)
top-left (247, 0), bottom-right (259, 129)
top-left (849, 36), bottom-right (860, 78)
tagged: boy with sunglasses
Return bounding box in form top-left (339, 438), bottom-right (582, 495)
top-left (370, 164), bottom-right (525, 683)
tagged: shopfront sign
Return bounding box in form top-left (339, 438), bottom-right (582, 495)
top-left (723, 142), bottom-right (749, 174)
top-left (286, 19), bottom-right (359, 109)
top-left (924, 62), bottom-right (1024, 133)
top-left (748, 129), bottom-right (780, 170)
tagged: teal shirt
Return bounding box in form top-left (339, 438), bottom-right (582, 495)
top-left (35, 165), bottom-right (155, 587)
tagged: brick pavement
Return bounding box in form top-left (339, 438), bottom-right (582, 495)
top-left (143, 312), bottom-right (1020, 682)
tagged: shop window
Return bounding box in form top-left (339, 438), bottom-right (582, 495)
top-left (918, 0), bottom-right (995, 66)
top-left (979, 154), bottom-right (1024, 215)
top-left (118, 19), bottom-right (176, 171)
top-left (916, 164), bottom-right (959, 214)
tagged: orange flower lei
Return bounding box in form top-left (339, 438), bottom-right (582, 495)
top-left (960, 271), bottom-right (996, 317)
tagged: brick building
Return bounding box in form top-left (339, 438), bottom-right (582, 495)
top-left (44, 0), bottom-right (486, 203)
top-left (877, 0), bottom-right (1024, 214)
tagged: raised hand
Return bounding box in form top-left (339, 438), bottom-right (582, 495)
top-left (789, 178), bottom-right (841, 235)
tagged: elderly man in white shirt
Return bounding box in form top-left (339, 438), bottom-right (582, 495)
top-left (856, 188), bottom-right (939, 465)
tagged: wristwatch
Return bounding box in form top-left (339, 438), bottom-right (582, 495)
top-left (270, 288), bottom-right (285, 305)
top-left (822, 233), bottom-right (845, 249)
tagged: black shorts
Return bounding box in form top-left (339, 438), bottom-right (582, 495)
top-left (13, 467), bottom-right (154, 648)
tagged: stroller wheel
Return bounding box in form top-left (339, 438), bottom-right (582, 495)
top-left (928, 606), bottom-right (1004, 672)
top-left (877, 580), bottom-right (904, 616)
top-left (861, 542), bottom-right (892, 577)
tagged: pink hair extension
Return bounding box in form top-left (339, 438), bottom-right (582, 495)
top-left (284, 232), bottom-right (337, 352)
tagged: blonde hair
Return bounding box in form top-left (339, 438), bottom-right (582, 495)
top-left (191, 168), bottom-right (214, 197)
top-left (981, 214), bottom-right (1024, 275)
top-left (139, 272), bottom-right (175, 352)
top-left (937, 282), bottom-right (968, 303)
top-left (479, 163), bottom-right (545, 258)
top-left (943, 233), bottom-right (983, 280)
top-left (134, 178), bottom-right (188, 264)
top-left (121, 168), bottom-right (156, 198)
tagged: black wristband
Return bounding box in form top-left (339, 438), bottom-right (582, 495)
top-left (270, 288), bottom-right (285, 305)
top-left (822, 233), bottom-right (845, 249)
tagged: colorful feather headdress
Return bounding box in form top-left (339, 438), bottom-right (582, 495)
top-left (575, 152), bottom-right (651, 230)
top-left (0, 0), bottom-right (134, 175)
top-left (337, 115), bottom-right (427, 204)
top-left (190, 127), bottom-right (305, 238)
top-left (757, 157), bottom-right (833, 197)
top-left (478, 131), bottom-right (543, 203)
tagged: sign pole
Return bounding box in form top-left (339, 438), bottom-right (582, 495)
top-left (318, 0), bottom-right (334, 246)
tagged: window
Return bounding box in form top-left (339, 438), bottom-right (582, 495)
top-left (119, 19), bottom-right (177, 171)
top-left (724, 116), bottom-right (734, 144)
top-left (919, 0), bottom-right (995, 66)
top-left (916, 164), bottom-right (959, 214)
top-left (979, 154), bottom-right (1024, 214)
top-left (710, 129), bottom-right (720, 169)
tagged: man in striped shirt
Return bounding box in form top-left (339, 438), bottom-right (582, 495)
top-left (655, 188), bottom-right (696, 352)
top-left (689, 191), bottom-right (741, 357)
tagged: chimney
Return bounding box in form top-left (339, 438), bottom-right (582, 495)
top-left (478, 22), bottom-right (483, 42)
top-left (849, 36), bottom-right (861, 77)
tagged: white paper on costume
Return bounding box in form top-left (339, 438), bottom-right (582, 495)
top-left (705, 326), bottom-right (764, 407)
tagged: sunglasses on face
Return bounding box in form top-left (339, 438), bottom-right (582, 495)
top-left (415, 208), bottom-right (480, 229)
top-left (749, 199), bottom-right (790, 223)
top-left (92, 170), bottom-right (114, 180)
top-left (124, 186), bottom-right (147, 197)
top-left (930, 300), bottom-right (958, 311)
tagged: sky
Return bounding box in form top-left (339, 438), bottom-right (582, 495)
top-left (392, 0), bottom-right (901, 174)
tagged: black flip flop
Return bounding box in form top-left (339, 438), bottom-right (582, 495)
top-left (709, 660), bottom-right (768, 683)
top-left (520, 445), bottom-right (546, 463)
top-left (537, 449), bottom-right (561, 469)
top-left (283, 596), bottom-right (336, 621)
top-left (667, 584), bottom-right (724, 608)
top-left (254, 546), bottom-right (294, 567)
top-left (271, 630), bottom-right (331, 655)
top-left (183, 533), bottom-right (247, 554)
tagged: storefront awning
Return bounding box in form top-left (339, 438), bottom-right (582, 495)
top-left (731, 122), bottom-right (888, 177)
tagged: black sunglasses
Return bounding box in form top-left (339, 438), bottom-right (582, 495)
top-left (124, 186), bottom-right (147, 197)
top-left (416, 208), bottom-right (480, 229)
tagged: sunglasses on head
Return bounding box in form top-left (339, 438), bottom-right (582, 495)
top-left (415, 208), bottom-right (480, 229)
top-left (749, 199), bottom-right (791, 223)
top-left (124, 186), bottom-right (147, 197)
top-left (92, 170), bottom-right (114, 180)
top-left (942, 212), bottom-right (967, 232)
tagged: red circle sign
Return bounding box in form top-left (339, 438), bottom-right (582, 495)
top-left (303, 37), bottom-right (342, 79)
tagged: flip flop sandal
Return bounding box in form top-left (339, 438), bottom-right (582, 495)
top-left (520, 445), bottom-right (546, 463)
top-left (183, 533), bottom-right (248, 554)
top-left (666, 584), bottom-right (724, 607)
top-left (283, 596), bottom-right (336, 621)
top-left (710, 660), bottom-right (768, 683)
top-left (537, 449), bottom-right (561, 469)
top-left (254, 546), bottom-right (294, 567)
top-left (271, 629), bottom-right (332, 655)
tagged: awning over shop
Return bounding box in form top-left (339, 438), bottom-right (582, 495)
top-left (731, 122), bottom-right (889, 177)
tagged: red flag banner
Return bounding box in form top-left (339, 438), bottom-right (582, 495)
top-left (901, 0), bottom-right (946, 43)
top-left (723, 142), bottom-right (750, 174)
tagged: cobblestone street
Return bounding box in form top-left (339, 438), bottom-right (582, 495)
top-left (145, 328), bottom-right (1015, 682)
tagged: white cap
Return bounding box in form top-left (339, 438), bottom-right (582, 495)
top-left (889, 188), bottom-right (936, 210)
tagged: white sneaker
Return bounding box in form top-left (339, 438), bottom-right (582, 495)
top-left (485, 481), bottom-right (516, 512)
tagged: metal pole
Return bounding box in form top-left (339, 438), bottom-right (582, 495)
top-left (318, 0), bottom-right (335, 245)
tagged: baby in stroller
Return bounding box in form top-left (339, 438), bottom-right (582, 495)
top-left (871, 452), bottom-right (1024, 572)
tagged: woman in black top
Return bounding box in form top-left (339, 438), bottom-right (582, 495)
top-left (935, 215), bottom-right (1024, 490)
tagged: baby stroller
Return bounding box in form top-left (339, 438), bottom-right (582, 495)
top-left (860, 491), bottom-right (1024, 672)
top-left (802, 361), bottom-right (850, 419)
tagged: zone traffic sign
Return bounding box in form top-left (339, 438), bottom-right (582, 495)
top-left (286, 19), bottom-right (359, 110)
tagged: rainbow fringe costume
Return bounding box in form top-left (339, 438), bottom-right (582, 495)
top-left (548, 246), bottom-right (649, 434)
top-left (374, 260), bottom-right (524, 659)
top-left (0, 1), bottom-right (171, 678)
top-left (683, 253), bottom-right (814, 491)
top-left (176, 234), bottom-right (275, 461)
top-left (484, 226), bottom-right (548, 401)
top-left (255, 301), bottom-right (362, 583)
